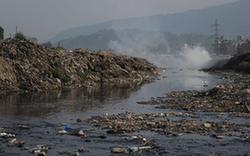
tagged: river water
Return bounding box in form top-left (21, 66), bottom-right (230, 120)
top-left (0, 69), bottom-right (222, 122)
top-left (0, 69), bottom-right (249, 155)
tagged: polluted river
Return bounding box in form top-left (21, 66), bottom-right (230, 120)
top-left (1, 66), bottom-right (249, 156)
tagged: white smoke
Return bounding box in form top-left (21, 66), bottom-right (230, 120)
top-left (109, 30), bottom-right (170, 55)
top-left (179, 44), bottom-right (211, 69)
top-left (108, 30), bottom-right (171, 67)
top-left (109, 30), bottom-right (211, 69)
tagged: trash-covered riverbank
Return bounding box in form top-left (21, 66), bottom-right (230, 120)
top-left (88, 112), bottom-right (246, 137)
top-left (137, 72), bottom-right (250, 113)
top-left (85, 71), bottom-right (250, 156)
top-left (1, 110), bottom-right (249, 156)
top-left (0, 34), bottom-right (159, 94)
top-left (208, 52), bottom-right (250, 74)
top-left (0, 117), bottom-right (161, 156)
top-left (0, 70), bottom-right (249, 156)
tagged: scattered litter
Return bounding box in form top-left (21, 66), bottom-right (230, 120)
top-left (30, 145), bottom-right (49, 156)
top-left (204, 123), bottom-right (212, 128)
top-left (17, 124), bottom-right (30, 130)
top-left (8, 138), bottom-right (25, 147)
top-left (0, 132), bottom-right (15, 138)
top-left (110, 147), bottom-right (127, 153)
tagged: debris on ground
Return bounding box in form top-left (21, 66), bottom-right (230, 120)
top-left (0, 36), bottom-right (159, 93)
top-left (57, 125), bottom-right (87, 138)
top-left (0, 132), bottom-right (15, 138)
top-left (8, 138), bottom-right (25, 147)
top-left (30, 145), bottom-right (49, 156)
top-left (137, 72), bottom-right (250, 113)
top-left (110, 147), bottom-right (128, 153)
top-left (17, 124), bottom-right (30, 130)
top-left (88, 112), bottom-right (245, 137)
top-left (111, 146), bottom-right (153, 154)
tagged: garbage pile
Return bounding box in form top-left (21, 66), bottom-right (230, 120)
top-left (88, 112), bottom-right (240, 137)
top-left (138, 73), bottom-right (250, 113)
top-left (0, 36), bottom-right (159, 93)
top-left (208, 52), bottom-right (250, 74)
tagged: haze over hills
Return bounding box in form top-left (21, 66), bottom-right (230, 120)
top-left (58, 29), bottom-right (212, 52)
top-left (51, 0), bottom-right (249, 43)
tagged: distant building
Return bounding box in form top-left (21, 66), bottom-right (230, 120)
top-left (236, 39), bottom-right (250, 54)
top-left (0, 26), bottom-right (3, 40)
top-left (213, 34), bottom-right (250, 55)
top-left (218, 39), bottom-right (236, 55)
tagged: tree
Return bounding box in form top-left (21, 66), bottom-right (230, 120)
top-left (14, 32), bottom-right (27, 40)
top-left (42, 42), bottom-right (53, 48)
top-left (0, 26), bottom-right (4, 40)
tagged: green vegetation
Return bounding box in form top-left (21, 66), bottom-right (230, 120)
top-left (14, 32), bottom-right (27, 41)
top-left (52, 67), bottom-right (71, 83)
top-left (236, 61), bottom-right (250, 73)
top-left (0, 26), bottom-right (3, 40)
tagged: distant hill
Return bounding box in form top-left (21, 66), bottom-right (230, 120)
top-left (59, 29), bottom-right (119, 50)
top-left (51, 0), bottom-right (250, 42)
top-left (58, 29), bottom-right (212, 52)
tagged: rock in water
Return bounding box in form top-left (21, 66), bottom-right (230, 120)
top-left (111, 147), bottom-right (127, 153)
top-left (204, 123), bottom-right (212, 128)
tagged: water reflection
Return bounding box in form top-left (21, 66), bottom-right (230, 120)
top-left (0, 86), bottom-right (141, 117)
top-left (0, 69), bottom-right (224, 119)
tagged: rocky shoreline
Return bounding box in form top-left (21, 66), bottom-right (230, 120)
top-left (0, 35), bottom-right (159, 94)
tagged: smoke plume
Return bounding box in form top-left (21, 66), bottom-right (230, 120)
top-left (179, 44), bottom-right (211, 69)
top-left (109, 30), bottom-right (211, 69)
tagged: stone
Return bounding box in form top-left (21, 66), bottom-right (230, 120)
top-left (204, 123), bottom-right (212, 128)
top-left (110, 147), bottom-right (127, 153)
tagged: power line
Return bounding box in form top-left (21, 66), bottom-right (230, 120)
top-left (212, 19), bottom-right (220, 53)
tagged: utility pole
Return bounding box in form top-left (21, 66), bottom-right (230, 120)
top-left (16, 26), bottom-right (18, 34)
top-left (212, 19), bottom-right (220, 54)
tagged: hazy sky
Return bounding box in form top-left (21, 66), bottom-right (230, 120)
top-left (0, 0), bottom-right (237, 41)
